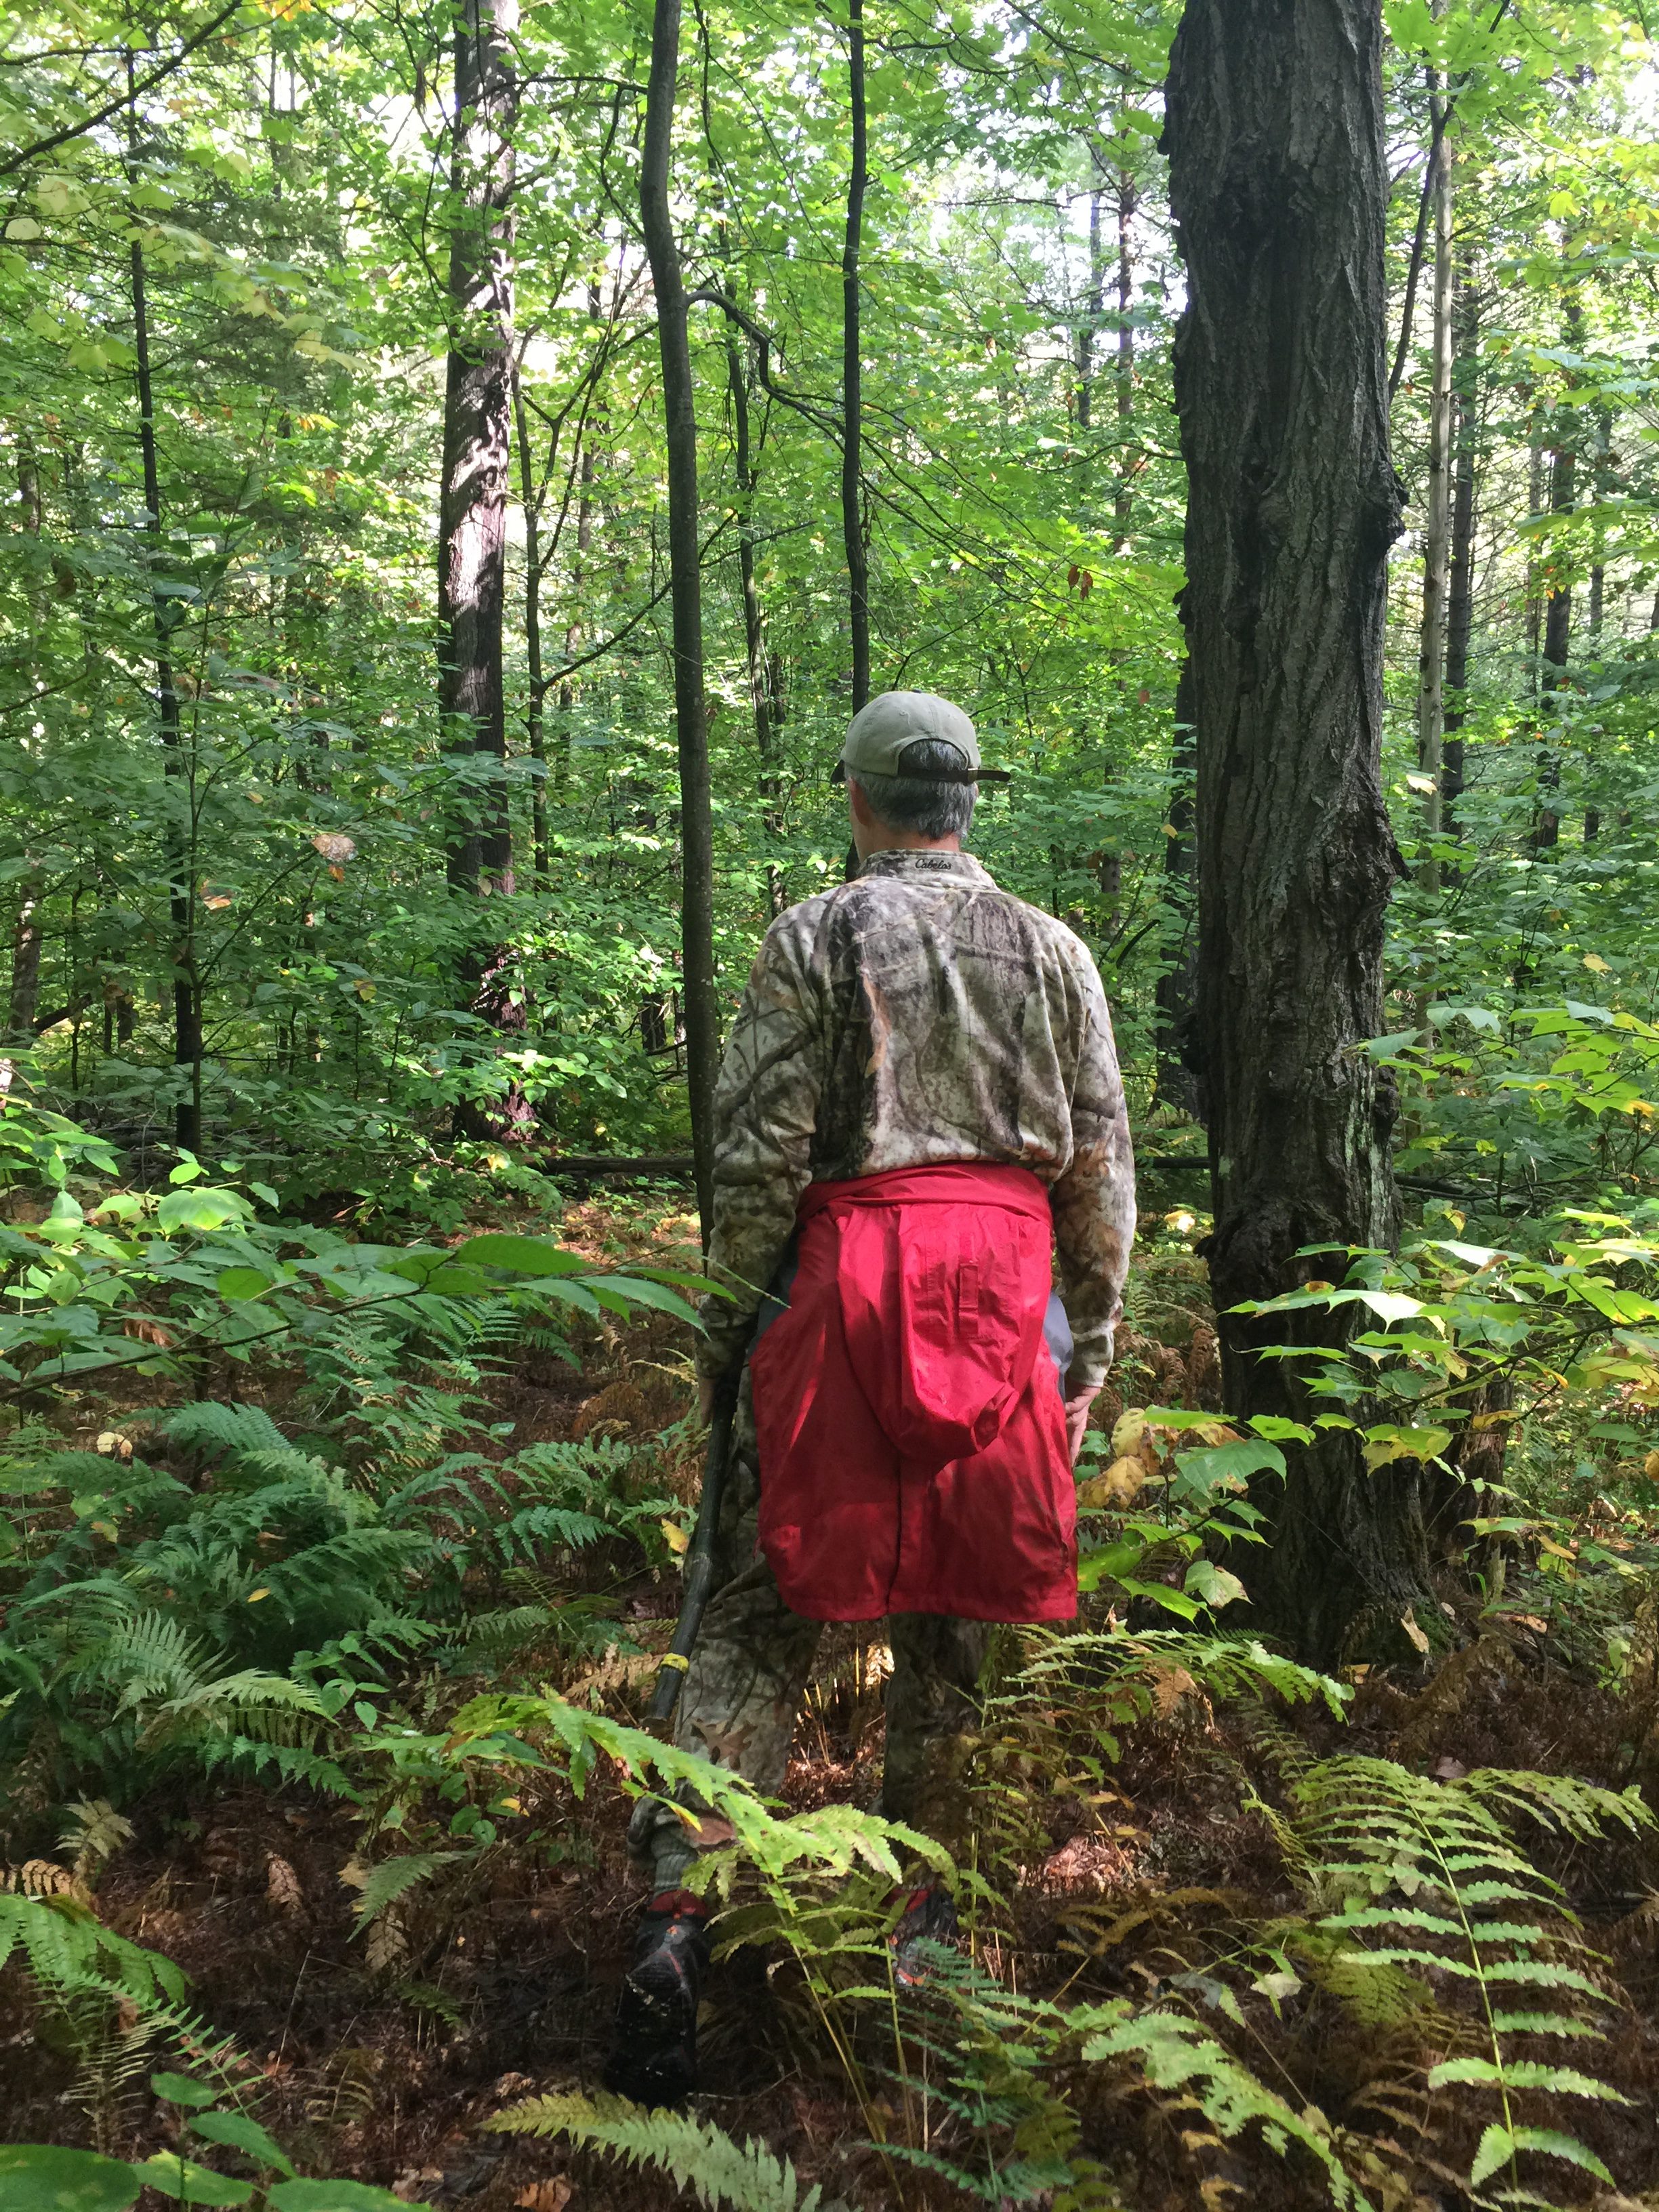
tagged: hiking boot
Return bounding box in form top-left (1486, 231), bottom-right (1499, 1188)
top-left (602, 1889), bottom-right (712, 2106)
top-left (888, 1881), bottom-right (959, 1988)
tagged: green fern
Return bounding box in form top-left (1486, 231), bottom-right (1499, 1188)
top-left (1288, 1755), bottom-right (1646, 2205)
top-left (164, 1400), bottom-right (291, 1460)
top-left (486, 2092), bottom-right (852, 2212)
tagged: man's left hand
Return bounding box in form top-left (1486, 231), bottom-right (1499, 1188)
top-left (1063, 1385), bottom-right (1100, 1467)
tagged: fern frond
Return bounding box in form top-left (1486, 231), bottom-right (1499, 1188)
top-left (344, 1850), bottom-right (466, 1932)
top-left (486, 2092), bottom-right (850, 2212)
top-left (1288, 1754), bottom-right (1631, 2205)
top-left (1082, 2009), bottom-right (1366, 2206)
top-left (164, 1401), bottom-right (291, 1460)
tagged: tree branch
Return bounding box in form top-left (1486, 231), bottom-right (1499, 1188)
top-left (0, 0), bottom-right (246, 179)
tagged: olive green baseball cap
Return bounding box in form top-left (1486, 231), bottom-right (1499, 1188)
top-left (832, 690), bottom-right (1010, 784)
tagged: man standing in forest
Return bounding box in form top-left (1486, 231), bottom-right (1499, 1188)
top-left (606, 691), bottom-right (1136, 2104)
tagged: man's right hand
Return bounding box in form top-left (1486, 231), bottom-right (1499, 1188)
top-left (697, 1374), bottom-right (717, 1426)
top-left (1063, 1385), bottom-right (1100, 1467)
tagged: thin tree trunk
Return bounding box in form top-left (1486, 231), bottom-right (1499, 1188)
top-left (1584, 398), bottom-right (1612, 842)
top-left (1536, 367), bottom-right (1576, 853)
top-left (438, 0), bottom-right (517, 901)
top-left (437, 0), bottom-right (523, 1138)
top-left (129, 88), bottom-right (201, 1153)
top-left (1524, 405), bottom-right (1544, 693)
top-left (512, 360), bottom-right (549, 888)
top-left (1414, 58), bottom-right (1453, 893)
top-left (1113, 164), bottom-right (1137, 547)
top-left (728, 333), bottom-right (786, 916)
top-left (556, 280), bottom-right (602, 798)
top-left (1076, 178), bottom-right (1101, 431)
top-left (841, 0), bottom-right (869, 711)
top-left (1166, 0), bottom-right (1414, 1667)
top-left (7, 441), bottom-right (45, 1061)
top-left (1153, 657), bottom-right (1200, 1117)
top-left (641, 0), bottom-right (718, 1244)
top-left (1441, 262), bottom-right (1479, 828)
top-left (7, 877), bottom-right (43, 1044)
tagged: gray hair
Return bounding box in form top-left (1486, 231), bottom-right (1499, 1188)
top-left (851, 737), bottom-right (977, 842)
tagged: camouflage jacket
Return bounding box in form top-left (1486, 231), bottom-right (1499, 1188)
top-left (699, 848), bottom-right (1135, 1391)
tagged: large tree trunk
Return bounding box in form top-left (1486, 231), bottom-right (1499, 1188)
top-left (1166, 0), bottom-right (1419, 1666)
top-left (1441, 262), bottom-right (1479, 828)
top-left (641, 0), bottom-right (718, 1244)
top-left (437, 0), bottom-right (523, 1138)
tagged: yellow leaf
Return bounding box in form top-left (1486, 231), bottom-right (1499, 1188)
top-left (1078, 1456), bottom-right (1147, 1510)
top-left (1583, 952), bottom-right (1611, 974)
top-left (660, 1518), bottom-right (689, 1555)
top-left (248, 1587), bottom-right (271, 1601)
top-left (1110, 1407), bottom-right (1147, 1458)
top-left (1399, 1607), bottom-right (1431, 1655)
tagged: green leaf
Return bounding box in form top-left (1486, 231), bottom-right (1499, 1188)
top-left (152, 2070), bottom-right (220, 2109)
top-left (1076, 1534), bottom-right (1155, 1589)
top-left (0, 2145), bottom-right (143, 2211)
top-left (157, 1189), bottom-right (251, 1234)
top-left (586, 1275), bottom-right (699, 1324)
top-left (269, 2184), bottom-right (431, 2212)
top-left (1173, 1440), bottom-right (1286, 1489)
top-left (1183, 1559), bottom-right (1248, 1610)
top-left (453, 1233), bottom-right (591, 1277)
top-left (187, 2113), bottom-right (296, 2177)
top-left (216, 1269), bottom-right (273, 1302)
top-left (136, 2154), bottom-right (253, 2205)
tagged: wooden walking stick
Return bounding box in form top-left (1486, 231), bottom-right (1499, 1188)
top-left (649, 1359), bottom-right (744, 1723)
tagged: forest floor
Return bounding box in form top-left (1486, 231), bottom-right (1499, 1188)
top-left (5, 1187), bottom-right (1659, 2211)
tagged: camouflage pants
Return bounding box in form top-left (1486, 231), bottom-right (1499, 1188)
top-left (628, 1368), bottom-right (990, 1890)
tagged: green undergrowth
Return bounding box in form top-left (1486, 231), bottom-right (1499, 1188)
top-left (2, 1095), bottom-right (1658, 2208)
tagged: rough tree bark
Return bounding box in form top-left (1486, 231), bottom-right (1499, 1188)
top-left (1166, 0), bottom-right (1420, 1666)
top-left (641, 0), bottom-right (719, 1243)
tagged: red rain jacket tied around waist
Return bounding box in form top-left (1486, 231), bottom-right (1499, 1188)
top-left (747, 1163), bottom-right (1078, 1624)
